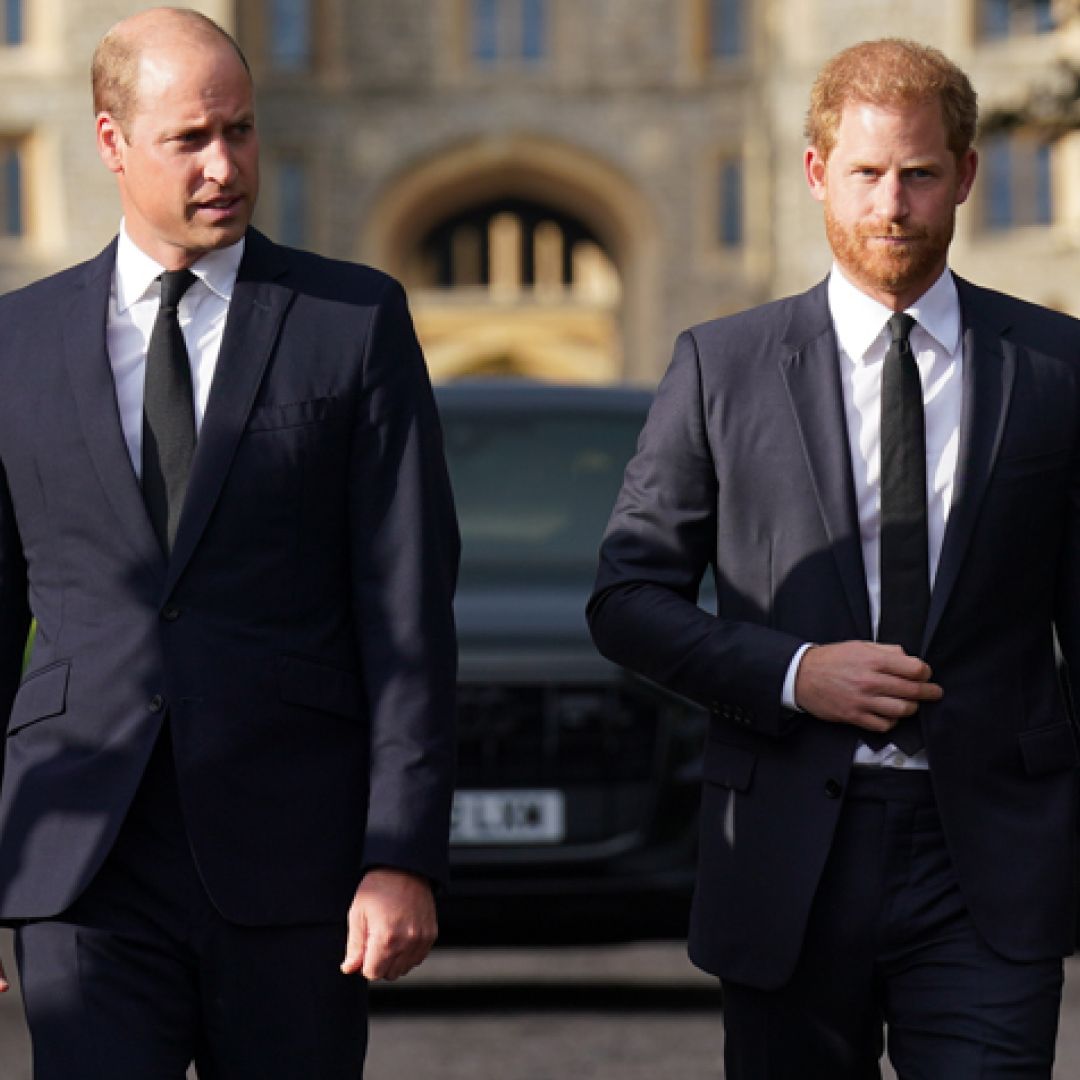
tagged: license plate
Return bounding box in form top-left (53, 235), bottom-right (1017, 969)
top-left (451, 789), bottom-right (565, 845)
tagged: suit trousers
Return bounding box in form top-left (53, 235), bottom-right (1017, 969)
top-left (720, 769), bottom-right (1064, 1080)
top-left (14, 729), bottom-right (369, 1080)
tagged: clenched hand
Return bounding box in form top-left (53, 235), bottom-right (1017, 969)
top-left (340, 867), bottom-right (438, 982)
top-left (795, 640), bottom-right (943, 733)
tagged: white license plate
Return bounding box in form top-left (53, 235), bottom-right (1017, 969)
top-left (451, 789), bottom-right (565, 845)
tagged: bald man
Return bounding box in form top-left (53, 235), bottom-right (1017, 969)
top-left (0, 9), bottom-right (458, 1077)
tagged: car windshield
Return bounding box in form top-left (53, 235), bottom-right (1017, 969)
top-left (441, 407), bottom-right (645, 586)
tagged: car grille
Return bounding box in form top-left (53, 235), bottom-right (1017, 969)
top-left (455, 683), bottom-right (661, 786)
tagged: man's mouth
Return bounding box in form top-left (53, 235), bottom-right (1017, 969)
top-left (195, 195), bottom-right (243, 216)
top-left (860, 226), bottom-right (926, 243)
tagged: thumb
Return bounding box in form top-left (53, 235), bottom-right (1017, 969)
top-left (340, 901), bottom-right (367, 975)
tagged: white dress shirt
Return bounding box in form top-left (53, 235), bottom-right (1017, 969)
top-left (783, 265), bottom-right (964, 769)
top-left (107, 222), bottom-right (245, 477)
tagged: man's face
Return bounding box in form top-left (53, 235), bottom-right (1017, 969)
top-left (804, 99), bottom-right (977, 310)
top-left (96, 38), bottom-right (259, 270)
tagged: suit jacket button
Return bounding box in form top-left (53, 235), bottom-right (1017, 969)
top-left (824, 779), bottom-right (842, 799)
top-left (149, 695), bottom-right (164, 713)
top-left (161, 605), bottom-right (181, 621)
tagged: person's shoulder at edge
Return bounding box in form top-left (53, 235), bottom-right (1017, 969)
top-left (0, 244), bottom-right (114, 313)
top-left (675, 279), bottom-right (832, 369)
top-left (956, 275), bottom-right (1080, 359)
top-left (248, 228), bottom-right (404, 309)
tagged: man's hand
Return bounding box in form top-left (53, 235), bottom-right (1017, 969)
top-left (795, 641), bottom-right (943, 733)
top-left (0, 954), bottom-right (7, 993)
top-left (340, 868), bottom-right (437, 982)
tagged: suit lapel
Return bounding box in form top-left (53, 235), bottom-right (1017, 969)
top-left (779, 283), bottom-right (873, 639)
top-left (62, 241), bottom-right (165, 578)
top-left (165, 231), bottom-right (291, 594)
top-left (923, 280), bottom-right (1015, 650)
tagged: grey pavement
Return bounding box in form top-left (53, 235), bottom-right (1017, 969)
top-left (3, 935), bottom-right (1080, 1078)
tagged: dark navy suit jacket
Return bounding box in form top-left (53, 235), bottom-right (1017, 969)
top-left (589, 277), bottom-right (1080, 988)
top-left (0, 228), bottom-right (459, 925)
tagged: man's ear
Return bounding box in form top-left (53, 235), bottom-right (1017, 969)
top-left (804, 146), bottom-right (828, 203)
top-left (96, 113), bottom-right (126, 175)
top-left (955, 147), bottom-right (978, 206)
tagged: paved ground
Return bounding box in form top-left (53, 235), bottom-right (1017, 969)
top-left (3, 936), bottom-right (1080, 1078)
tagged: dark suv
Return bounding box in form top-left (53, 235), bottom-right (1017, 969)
top-left (434, 381), bottom-right (706, 944)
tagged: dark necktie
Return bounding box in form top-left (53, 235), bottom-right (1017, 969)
top-left (871, 312), bottom-right (930, 754)
top-left (142, 269), bottom-right (197, 554)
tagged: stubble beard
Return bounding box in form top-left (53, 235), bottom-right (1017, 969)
top-left (824, 203), bottom-right (955, 299)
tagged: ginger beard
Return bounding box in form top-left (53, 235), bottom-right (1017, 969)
top-left (824, 197), bottom-right (956, 299)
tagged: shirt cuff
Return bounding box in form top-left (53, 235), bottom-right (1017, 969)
top-left (781, 643), bottom-right (815, 711)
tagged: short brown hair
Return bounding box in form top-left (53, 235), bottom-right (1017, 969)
top-left (91, 7), bottom-right (250, 139)
top-left (805, 38), bottom-right (977, 161)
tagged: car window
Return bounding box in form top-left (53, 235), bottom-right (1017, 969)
top-left (441, 409), bottom-right (644, 585)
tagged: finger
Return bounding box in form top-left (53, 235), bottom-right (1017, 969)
top-left (872, 675), bottom-right (943, 702)
top-left (340, 904), bottom-right (367, 976)
top-left (381, 939), bottom-right (434, 982)
top-left (0, 958), bottom-right (8, 994)
top-left (872, 648), bottom-right (936, 681)
top-left (361, 932), bottom-right (392, 981)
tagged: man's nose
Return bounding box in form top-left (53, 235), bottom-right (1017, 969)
top-left (874, 172), bottom-right (907, 222)
top-left (203, 137), bottom-right (238, 186)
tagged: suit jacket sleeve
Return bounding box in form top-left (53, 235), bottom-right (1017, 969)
top-left (588, 327), bottom-right (804, 737)
top-left (349, 278), bottom-right (460, 883)
top-left (1054, 424), bottom-right (1080, 715)
top-left (0, 456), bottom-right (30, 793)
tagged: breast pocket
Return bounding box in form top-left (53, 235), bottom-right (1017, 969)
top-left (245, 396), bottom-right (333, 434)
top-left (992, 446), bottom-right (1071, 485)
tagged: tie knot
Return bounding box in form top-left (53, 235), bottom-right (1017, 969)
top-left (887, 312), bottom-right (916, 346)
top-left (158, 269), bottom-right (196, 312)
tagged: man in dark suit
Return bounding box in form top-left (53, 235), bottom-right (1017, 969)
top-left (0, 8), bottom-right (458, 1077)
top-left (589, 38), bottom-right (1080, 1079)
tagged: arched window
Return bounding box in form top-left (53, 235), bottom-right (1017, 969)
top-left (415, 198), bottom-right (618, 301)
top-left (403, 197), bottom-right (623, 383)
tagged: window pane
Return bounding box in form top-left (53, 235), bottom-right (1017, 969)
top-left (442, 408), bottom-right (646, 584)
top-left (719, 159), bottom-right (743, 248)
top-left (711, 0), bottom-right (743, 58)
top-left (981, 0), bottom-right (1055, 37)
top-left (1034, 142), bottom-right (1052, 225)
top-left (983, 137), bottom-right (1013, 229)
top-left (270, 0), bottom-right (310, 70)
top-left (4, 0), bottom-right (22, 46)
top-left (473, 0), bottom-right (499, 63)
top-left (278, 160), bottom-right (307, 248)
top-left (981, 0), bottom-right (1011, 38)
top-left (521, 0), bottom-right (546, 60)
top-left (3, 146), bottom-right (22, 236)
top-left (1034, 0), bottom-right (1055, 33)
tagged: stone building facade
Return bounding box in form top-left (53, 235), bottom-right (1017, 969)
top-left (0, 0), bottom-right (1076, 383)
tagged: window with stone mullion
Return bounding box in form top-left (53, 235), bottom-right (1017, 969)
top-left (472, 0), bottom-right (547, 65)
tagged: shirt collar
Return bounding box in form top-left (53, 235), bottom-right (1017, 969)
top-left (114, 220), bottom-right (245, 313)
top-left (827, 263), bottom-right (961, 363)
